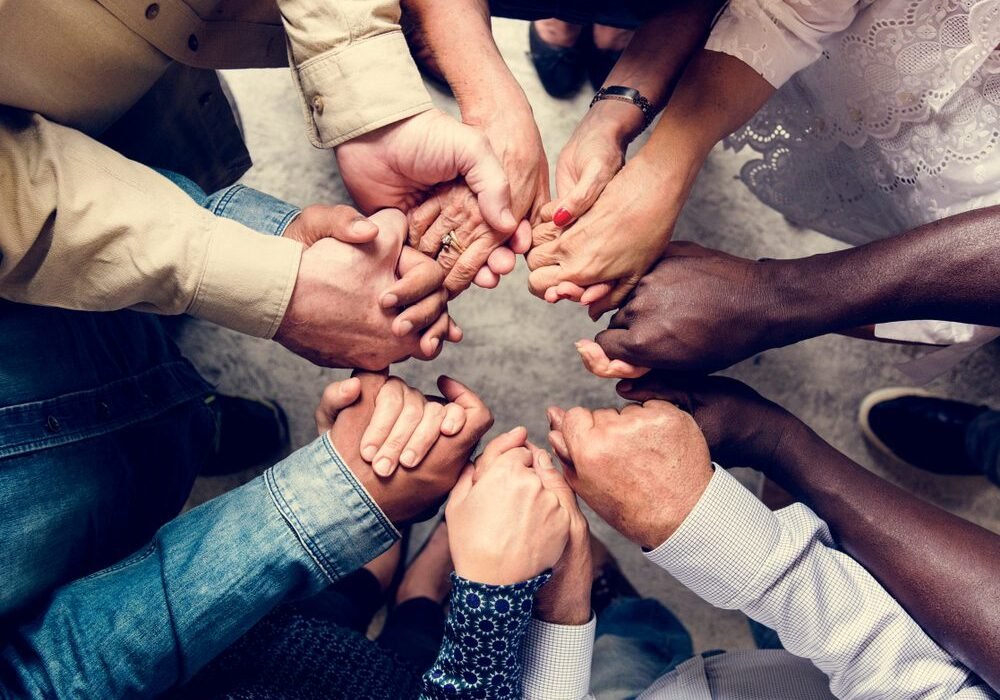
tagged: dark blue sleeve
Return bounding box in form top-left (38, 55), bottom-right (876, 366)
top-left (420, 572), bottom-right (550, 699)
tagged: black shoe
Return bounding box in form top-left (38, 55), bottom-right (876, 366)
top-left (859, 388), bottom-right (989, 476)
top-left (528, 21), bottom-right (587, 99)
top-left (201, 393), bottom-right (290, 476)
top-left (585, 43), bottom-right (623, 91)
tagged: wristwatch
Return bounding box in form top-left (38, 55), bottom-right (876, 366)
top-left (590, 86), bottom-right (654, 132)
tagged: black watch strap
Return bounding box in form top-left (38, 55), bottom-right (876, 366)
top-left (590, 85), bottom-right (654, 131)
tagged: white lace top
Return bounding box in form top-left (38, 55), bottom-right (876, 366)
top-left (706, 0), bottom-right (1000, 246)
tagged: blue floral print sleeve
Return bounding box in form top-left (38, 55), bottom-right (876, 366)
top-left (420, 572), bottom-right (551, 699)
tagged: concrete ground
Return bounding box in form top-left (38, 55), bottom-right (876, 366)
top-left (179, 19), bottom-right (1000, 653)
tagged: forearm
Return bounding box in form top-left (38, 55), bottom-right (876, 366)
top-left (0, 436), bottom-right (398, 698)
top-left (767, 420), bottom-right (1000, 691)
top-left (776, 206), bottom-right (1000, 337)
top-left (404, 0), bottom-right (526, 125)
top-left (636, 49), bottom-right (774, 205)
top-left (0, 112), bottom-right (301, 338)
top-left (594, 1), bottom-right (725, 144)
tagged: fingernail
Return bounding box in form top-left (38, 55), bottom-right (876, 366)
top-left (618, 381), bottom-right (633, 393)
top-left (381, 293), bottom-right (399, 308)
top-left (361, 445), bottom-right (377, 461)
top-left (400, 450), bottom-right (416, 466)
top-left (351, 218), bottom-right (378, 237)
top-left (398, 320), bottom-right (414, 336)
top-left (428, 337), bottom-right (440, 351)
top-left (501, 208), bottom-right (517, 230)
top-left (443, 420), bottom-right (456, 433)
top-left (375, 458), bottom-right (393, 476)
top-left (553, 207), bottom-right (572, 227)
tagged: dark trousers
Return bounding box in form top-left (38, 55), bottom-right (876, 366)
top-left (967, 410), bottom-right (1000, 486)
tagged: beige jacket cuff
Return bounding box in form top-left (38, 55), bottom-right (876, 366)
top-left (293, 31), bottom-right (433, 148)
top-left (188, 219), bottom-right (302, 339)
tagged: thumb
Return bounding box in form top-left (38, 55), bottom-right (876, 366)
top-left (315, 377), bottom-right (362, 434)
top-left (553, 159), bottom-right (615, 228)
top-left (284, 204), bottom-right (379, 246)
top-left (366, 209), bottom-right (408, 265)
top-left (452, 124), bottom-right (517, 235)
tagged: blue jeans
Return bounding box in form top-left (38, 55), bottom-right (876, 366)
top-left (966, 410), bottom-right (1000, 486)
top-left (0, 174), bottom-right (397, 698)
top-left (589, 598), bottom-right (694, 700)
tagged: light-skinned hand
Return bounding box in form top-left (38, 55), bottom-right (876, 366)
top-left (446, 427), bottom-right (570, 585)
top-left (547, 401), bottom-right (712, 550)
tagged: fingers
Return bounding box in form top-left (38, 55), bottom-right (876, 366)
top-left (553, 159), bottom-right (616, 229)
top-left (359, 378), bottom-right (406, 467)
top-left (452, 124), bottom-right (518, 234)
top-left (408, 196), bottom-right (443, 249)
top-left (479, 425), bottom-right (529, 466)
top-left (473, 266), bottom-right (501, 289)
top-left (545, 406), bottom-right (573, 467)
top-left (315, 377), bottom-right (362, 434)
top-left (580, 282), bottom-right (614, 306)
top-left (560, 407), bottom-right (595, 458)
top-left (399, 401), bottom-right (445, 469)
top-left (594, 328), bottom-right (645, 366)
top-left (528, 265), bottom-right (562, 300)
top-left (526, 239), bottom-right (561, 271)
top-left (444, 235), bottom-right (502, 296)
top-left (615, 375), bottom-right (686, 404)
top-left (371, 383), bottom-right (426, 476)
top-left (532, 448), bottom-right (574, 496)
top-left (508, 219), bottom-right (533, 255)
top-left (486, 246), bottom-right (516, 276)
top-left (382, 246), bottom-right (446, 311)
top-left (575, 339), bottom-right (650, 379)
top-left (415, 312), bottom-right (451, 359)
top-left (437, 375), bottom-right (494, 447)
top-left (588, 278), bottom-right (637, 319)
top-left (366, 208), bottom-right (408, 264)
top-left (545, 280), bottom-right (585, 304)
top-left (441, 401), bottom-right (467, 436)
top-left (284, 204), bottom-right (379, 246)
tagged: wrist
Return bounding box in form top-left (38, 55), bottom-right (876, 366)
top-left (535, 600), bottom-right (592, 626)
top-left (456, 69), bottom-right (529, 127)
top-left (583, 99), bottom-right (646, 148)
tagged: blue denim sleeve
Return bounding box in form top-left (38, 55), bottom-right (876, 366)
top-left (420, 572), bottom-right (551, 700)
top-left (158, 170), bottom-right (301, 237)
top-left (0, 435), bottom-right (397, 699)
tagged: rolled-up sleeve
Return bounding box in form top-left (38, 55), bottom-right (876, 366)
top-left (277, 0), bottom-right (433, 147)
top-left (705, 0), bottom-right (863, 88)
top-left (0, 111), bottom-right (302, 338)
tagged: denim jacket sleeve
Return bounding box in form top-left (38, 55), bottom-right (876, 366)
top-left (0, 434), bottom-right (398, 699)
top-left (419, 572), bottom-right (550, 699)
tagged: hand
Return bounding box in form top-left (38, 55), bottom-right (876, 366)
top-left (547, 401), bottom-right (712, 550)
top-left (274, 209), bottom-right (461, 369)
top-left (527, 154), bottom-right (680, 318)
top-left (325, 372), bottom-right (493, 525)
top-left (408, 183), bottom-right (532, 296)
top-left (595, 242), bottom-right (798, 373)
top-left (316, 375), bottom-right (472, 476)
top-left (335, 108), bottom-right (517, 236)
top-left (283, 203), bottom-right (379, 246)
top-left (616, 373), bottom-right (801, 473)
top-left (544, 102), bottom-right (630, 234)
top-left (445, 427), bottom-right (571, 585)
top-left (531, 447), bottom-right (593, 626)
top-left (407, 103), bottom-right (545, 296)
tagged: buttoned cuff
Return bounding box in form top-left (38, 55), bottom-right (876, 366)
top-left (645, 466), bottom-right (782, 610)
top-left (186, 217), bottom-right (302, 339)
top-left (293, 30), bottom-right (433, 148)
top-left (523, 616), bottom-right (596, 699)
top-left (264, 434), bottom-right (399, 584)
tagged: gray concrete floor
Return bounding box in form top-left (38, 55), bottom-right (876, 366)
top-left (179, 19), bottom-right (1000, 653)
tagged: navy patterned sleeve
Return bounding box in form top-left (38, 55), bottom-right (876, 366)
top-left (420, 572), bottom-right (551, 699)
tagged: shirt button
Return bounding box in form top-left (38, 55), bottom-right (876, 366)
top-left (46, 415), bottom-right (61, 433)
top-left (188, 34), bottom-right (199, 52)
top-left (312, 95), bottom-right (324, 115)
top-left (145, 3), bottom-right (159, 19)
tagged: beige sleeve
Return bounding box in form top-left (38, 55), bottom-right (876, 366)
top-left (0, 112), bottom-right (302, 339)
top-left (277, 0), bottom-right (433, 147)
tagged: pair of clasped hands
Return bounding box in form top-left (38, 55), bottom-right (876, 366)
top-left (318, 369), bottom-right (719, 614)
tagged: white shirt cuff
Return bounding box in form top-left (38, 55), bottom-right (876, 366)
top-left (645, 465), bottom-right (783, 610)
top-left (522, 615), bottom-right (596, 700)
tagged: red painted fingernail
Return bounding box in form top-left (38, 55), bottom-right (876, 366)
top-left (553, 207), bottom-right (573, 227)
